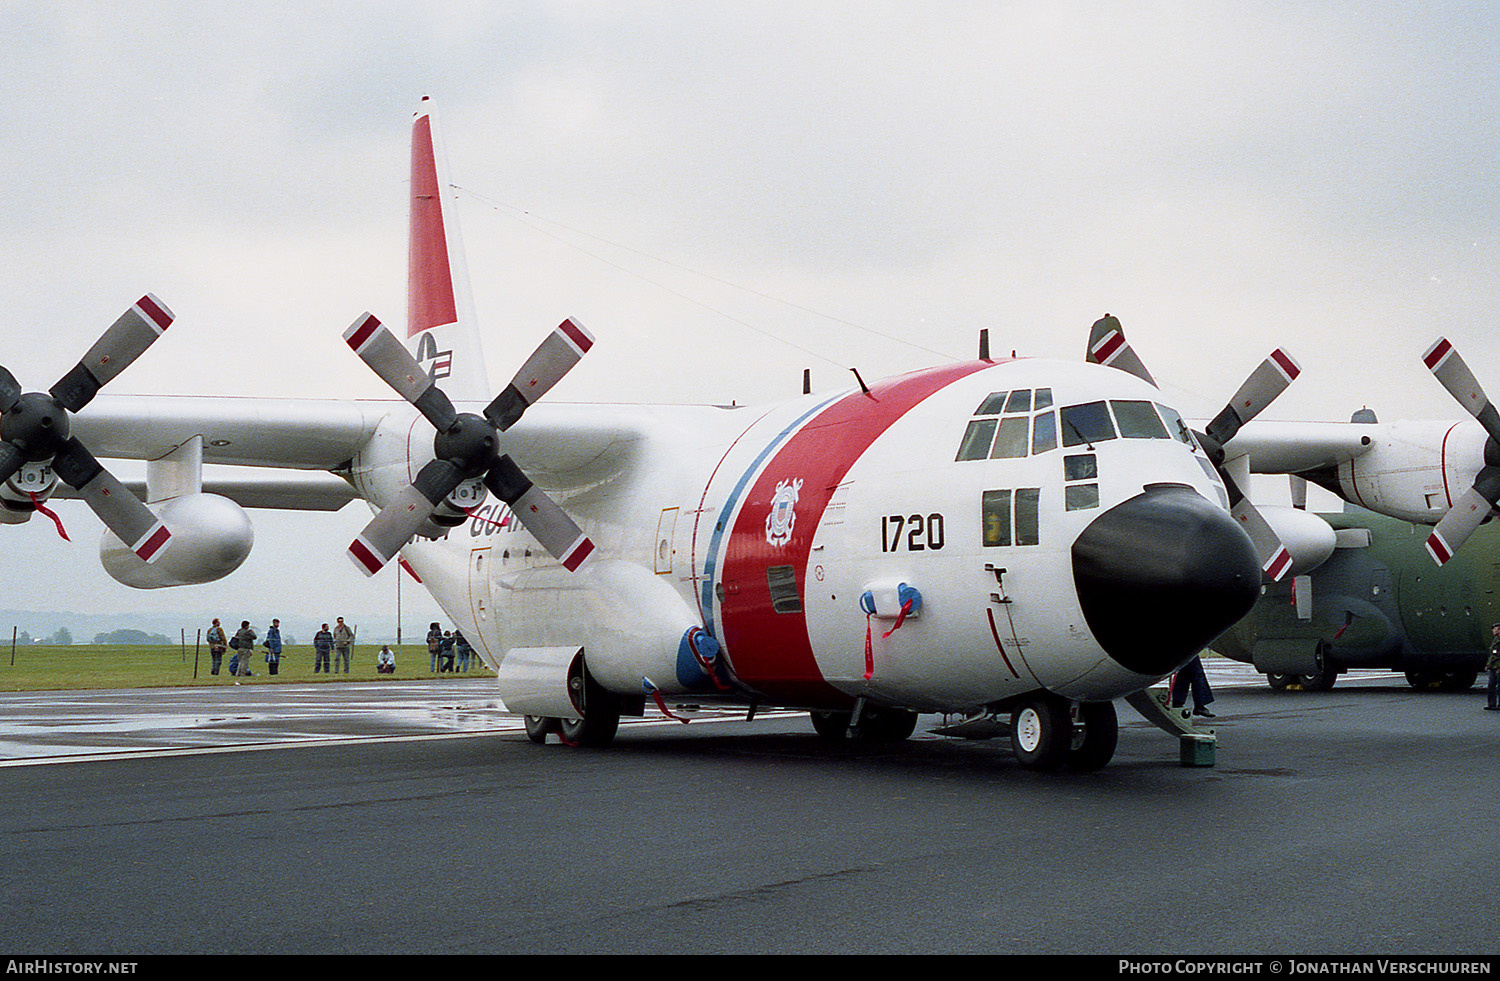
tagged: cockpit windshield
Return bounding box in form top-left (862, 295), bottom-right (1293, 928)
top-left (955, 388), bottom-right (1056, 462)
top-left (958, 390), bottom-right (1198, 461)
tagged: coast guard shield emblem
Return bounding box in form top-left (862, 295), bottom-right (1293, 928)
top-left (765, 478), bottom-right (803, 548)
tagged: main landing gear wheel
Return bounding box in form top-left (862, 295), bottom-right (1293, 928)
top-left (1067, 701), bottom-right (1119, 771)
top-left (1010, 695), bottom-right (1072, 770)
top-left (810, 709), bottom-right (852, 739)
top-left (558, 710), bottom-right (619, 748)
top-left (523, 715), bottom-right (557, 745)
top-left (1405, 668), bottom-right (1479, 691)
top-left (810, 705), bottom-right (919, 741)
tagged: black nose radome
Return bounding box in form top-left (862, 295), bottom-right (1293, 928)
top-left (1072, 483), bottom-right (1261, 677)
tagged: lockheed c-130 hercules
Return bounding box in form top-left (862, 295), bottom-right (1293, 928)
top-left (3, 99), bottom-right (1489, 770)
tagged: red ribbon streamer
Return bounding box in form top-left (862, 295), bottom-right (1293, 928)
top-left (29, 493), bottom-right (69, 541)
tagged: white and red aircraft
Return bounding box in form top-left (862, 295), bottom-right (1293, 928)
top-left (7, 99), bottom-right (1484, 769)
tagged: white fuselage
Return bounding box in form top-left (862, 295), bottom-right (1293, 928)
top-left (357, 356), bottom-right (1249, 715)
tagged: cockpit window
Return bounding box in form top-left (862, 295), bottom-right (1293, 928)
top-left (1032, 411), bottom-right (1057, 454)
top-left (975, 392), bottom-right (1009, 415)
top-left (989, 416), bottom-right (1030, 459)
top-left (955, 418), bottom-right (998, 461)
top-left (1156, 403), bottom-right (1198, 447)
top-left (1112, 400), bottom-right (1171, 439)
top-left (958, 389), bottom-right (1059, 461)
top-left (1060, 401), bottom-right (1116, 447)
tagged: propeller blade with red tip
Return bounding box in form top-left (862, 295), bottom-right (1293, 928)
top-left (51, 295), bottom-right (174, 412)
top-left (484, 455), bottom-right (595, 571)
top-left (52, 437), bottom-right (171, 563)
top-left (347, 459), bottom-right (465, 576)
top-left (484, 318), bottom-right (595, 431)
top-left (1420, 338), bottom-right (1500, 564)
top-left (1085, 314), bottom-right (1156, 387)
top-left (1202, 348), bottom-right (1301, 453)
top-left (343, 312), bottom-right (458, 431)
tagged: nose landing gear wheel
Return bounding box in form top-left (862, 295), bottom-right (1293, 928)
top-left (1067, 701), bottom-right (1118, 771)
top-left (1011, 695), bottom-right (1072, 770)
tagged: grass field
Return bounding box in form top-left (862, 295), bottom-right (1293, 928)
top-left (0, 643), bottom-right (493, 691)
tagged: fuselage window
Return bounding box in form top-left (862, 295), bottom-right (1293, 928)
top-left (982, 489), bottom-right (1012, 547)
top-left (1112, 400), bottom-right (1171, 439)
top-left (982, 488), bottom-right (1040, 547)
top-left (766, 565), bottom-right (803, 614)
top-left (1061, 401), bottom-right (1116, 447)
top-left (1014, 487), bottom-right (1040, 545)
top-left (1064, 454), bottom-right (1097, 481)
top-left (1196, 457), bottom-right (1231, 509)
top-left (989, 416), bottom-right (1030, 459)
top-left (956, 418), bottom-right (998, 461)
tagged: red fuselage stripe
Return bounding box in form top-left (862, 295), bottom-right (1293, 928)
top-left (717, 360), bottom-right (995, 706)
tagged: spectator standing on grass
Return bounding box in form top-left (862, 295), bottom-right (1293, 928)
top-left (207, 618), bottom-right (228, 676)
top-left (427, 622), bottom-right (442, 673)
top-left (439, 630), bottom-right (455, 672)
top-left (233, 621), bottom-right (257, 677)
top-left (264, 619), bottom-right (283, 676)
top-left (454, 630), bottom-right (472, 672)
top-left (313, 623), bottom-right (333, 674)
top-left (332, 617), bottom-right (355, 674)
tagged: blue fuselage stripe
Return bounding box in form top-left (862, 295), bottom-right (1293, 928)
top-left (700, 393), bottom-right (844, 635)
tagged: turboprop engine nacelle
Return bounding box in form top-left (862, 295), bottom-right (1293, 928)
top-left (1258, 506), bottom-right (1336, 578)
top-left (100, 492), bottom-right (253, 588)
top-left (1331, 419), bottom-right (1485, 525)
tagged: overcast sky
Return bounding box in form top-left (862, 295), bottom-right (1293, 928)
top-left (0, 2), bottom-right (1496, 633)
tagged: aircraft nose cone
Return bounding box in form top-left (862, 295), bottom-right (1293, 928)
top-left (1072, 483), bottom-right (1261, 677)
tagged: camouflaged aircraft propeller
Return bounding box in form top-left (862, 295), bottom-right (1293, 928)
top-left (1420, 337), bottom-right (1500, 565)
top-left (342, 313), bottom-right (596, 576)
top-left (0, 295), bottom-right (174, 562)
top-left (1086, 314), bottom-right (1300, 580)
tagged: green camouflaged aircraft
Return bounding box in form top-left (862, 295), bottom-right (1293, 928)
top-left (1215, 504), bottom-right (1496, 691)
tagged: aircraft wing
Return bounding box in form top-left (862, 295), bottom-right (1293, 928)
top-left (1218, 419), bottom-right (1380, 474)
top-left (52, 471), bottom-right (358, 511)
top-left (71, 393), bottom-right (390, 470)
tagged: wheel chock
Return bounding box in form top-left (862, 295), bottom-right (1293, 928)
top-left (1124, 687), bottom-right (1217, 767)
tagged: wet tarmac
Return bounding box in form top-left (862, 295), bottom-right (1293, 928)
top-left (0, 675), bottom-right (799, 764)
top-left (0, 661), bottom-right (1495, 955)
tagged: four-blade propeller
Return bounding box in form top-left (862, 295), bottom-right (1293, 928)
top-left (343, 314), bottom-right (596, 576)
top-left (1086, 315), bottom-right (1300, 581)
top-left (0, 295), bottom-right (174, 562)
top-left (1420, 337), bottom-right (1500, 565)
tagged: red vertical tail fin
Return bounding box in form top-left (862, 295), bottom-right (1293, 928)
top-left (406, 96), bottom-right (488, 400)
